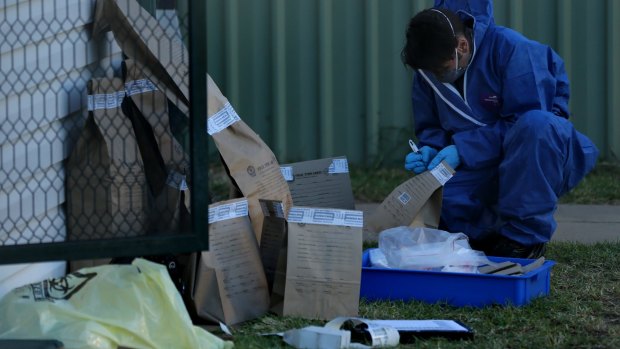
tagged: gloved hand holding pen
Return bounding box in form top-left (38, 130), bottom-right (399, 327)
top-left (404, 140), bottom-right (438, 174)
top-left (427, 145), bottom-right (460, 170)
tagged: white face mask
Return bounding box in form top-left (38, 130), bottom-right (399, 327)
top-left (437, 49), bottom-right (466, 83)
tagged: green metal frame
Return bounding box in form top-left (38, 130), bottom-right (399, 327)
top-left (189, 0), bottom-right (209, 251)
top-left (0, 0), bottom-right (209, 265)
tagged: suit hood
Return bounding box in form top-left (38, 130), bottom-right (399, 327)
top-left (434, 0), bottom-right (494, 51)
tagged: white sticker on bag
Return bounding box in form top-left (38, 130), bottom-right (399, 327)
top-left (287, 207), bottom-right (363, 227)
top-left (88, 91), bottom-right (125, 111)
top-left (208, 200), bottom-right (249, 224)
top-left (328, 158), bottom-right (349, 174)
top-left (430, 162), bottom-right (453, 186)
top-left (280, 166), bottom-right (294, 181)
top-left (398, 192), bottom-right (411, 205)
top-left (206, 102), bottom-right (241, 135)
top-left (125, 79), bottom-right (158, 96)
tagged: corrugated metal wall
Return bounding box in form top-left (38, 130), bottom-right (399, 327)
top-left (0, 0), bottom-right (616, 252)
top-left (202, 0), bottom-right (620, 166)
top-left (0, 0), bottom-right (122, 247)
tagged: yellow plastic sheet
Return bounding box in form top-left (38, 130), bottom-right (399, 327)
top-left (0, 258), bottom-right (233, 349)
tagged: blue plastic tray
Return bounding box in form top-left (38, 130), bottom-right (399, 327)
top-left (360, 249), bottom-right (555, 307)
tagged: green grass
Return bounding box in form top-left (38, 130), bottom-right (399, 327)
top-left (559, 162), bottom-right (620, 204)
top-left (225, 241), bottom-right (620, 348)
top-left (350, 166), bottom-right (411, 203)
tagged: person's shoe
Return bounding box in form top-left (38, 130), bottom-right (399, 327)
top-left (486, 235), bottom-right (547, 259)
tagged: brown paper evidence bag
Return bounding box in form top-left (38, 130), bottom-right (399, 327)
top-left (186, 198), bottom-right (270, 326)
top-left (67, 67), bottom-right (192, 241)
top-left (68, 0), bottom-right (192, 241)
top-left (206, 76), bottom-right (293, 244)
top-left (364, 161), bottom-right (455, 235)
top-left (259, 200), bottom-right (364, 321)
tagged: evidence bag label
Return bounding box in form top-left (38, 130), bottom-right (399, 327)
top-left (207, 102), bottom-right (241, 135)
top-left (287, 207), bottom-right (363, 227)
top-left (398, 192), bottom-right (411, 205)
top-left (88, 91), bottom-right (125, 111)
top-left (430, 162), bottom-right (453, 186)
top-left (328, 158), bottom-right (349, 174)
top-left (280, 166), bottom-right (294, 181)
top-left (125, 79), bottom-right (158, 96)
top-left (208, 200), bottom-right (249, 224)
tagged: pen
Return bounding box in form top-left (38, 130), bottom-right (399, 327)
top-left (409, 139), bottom-right (420, 153)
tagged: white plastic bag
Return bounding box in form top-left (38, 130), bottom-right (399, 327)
top-left (368, 249), bottom-right (390, 269)
top-left (376, 226), bottom-right (493, 273)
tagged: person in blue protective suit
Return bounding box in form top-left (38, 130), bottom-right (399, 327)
top-left (401, 0), bottom-right (599, 258)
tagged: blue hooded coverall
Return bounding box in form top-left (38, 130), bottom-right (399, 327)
top-left (411, 0), bottom-right (599, 245)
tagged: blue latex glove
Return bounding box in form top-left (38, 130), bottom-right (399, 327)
top-left (428, 145), bottom-right (460, 170)
top-left (405, 146), bottom-right (438, 174)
